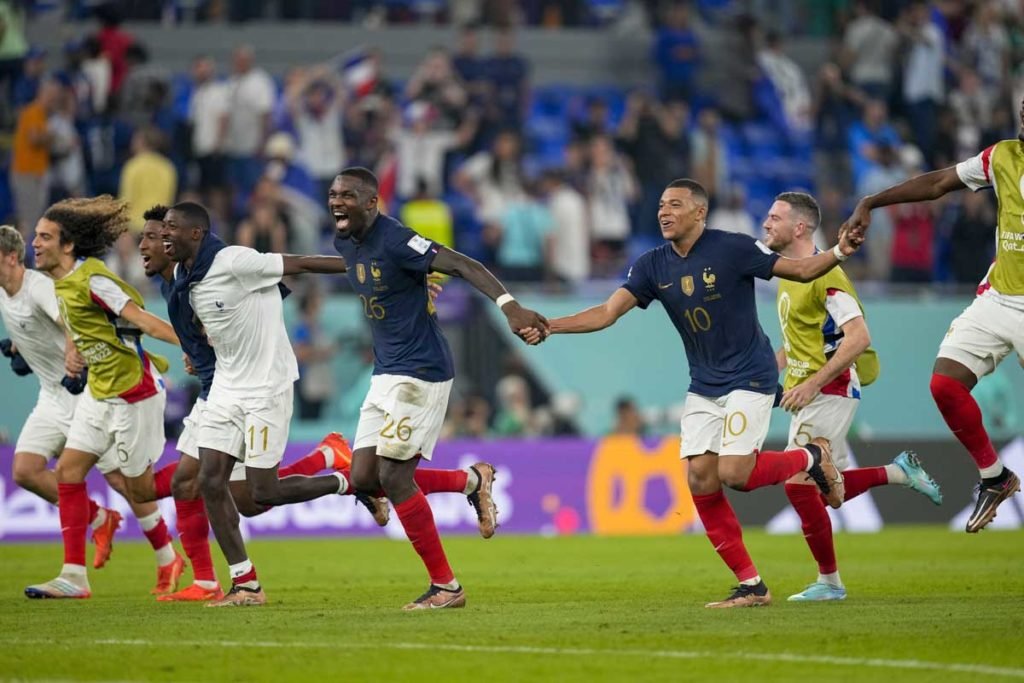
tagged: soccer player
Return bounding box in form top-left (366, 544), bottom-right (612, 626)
top-left (762, 192), bottom-right (942, 601)
top-left (842, 100), bottom-right (1024, 532)
top-left (24, 197), bottom-right (183, 599)
top-left (538, 178), bottom-right (862, 608)
top-left (0, 224), bottom-right (126, 570)
top-left (331, 167), bottom-right (544, 610)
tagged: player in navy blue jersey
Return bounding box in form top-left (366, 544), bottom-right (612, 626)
top-left (541, 179), bottom-right (865, 608)
top-left (331, 166), bottom-right (548, 610)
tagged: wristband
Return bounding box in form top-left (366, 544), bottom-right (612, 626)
top-left (496, 293), bottom-right (516, 308)
top-left (832, 244), bottom-right (848, 262)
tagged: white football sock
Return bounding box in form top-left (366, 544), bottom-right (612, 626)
top-left (884, 464), bottom-right (908, 485)
top-left (980, 462), bottom-right (1005, 480)
top-left (818, 571), bottom-right (843, 588)
top-left (463, 468), bottom-right (480, 495)
top-left (90, 507), bottom-right (107, 531)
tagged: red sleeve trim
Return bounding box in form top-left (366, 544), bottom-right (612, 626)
top-left (981, 144), bottom-right (995, 183)
top-left (89, 291), bottom-right (115, 315)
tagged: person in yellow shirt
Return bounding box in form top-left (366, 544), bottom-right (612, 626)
top-left (764, 192), bottom-right (941, 602)
top-left (844, 98), bottom-right (1024, 532)
top-left (118, 126), bottom-right (177, 231)
top-left (399, 178), bottom-right (454, 248)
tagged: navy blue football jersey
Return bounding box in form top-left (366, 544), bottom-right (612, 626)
top-left (334, 214), bottom-right (455, 382)
top-left (622, 229), bottom-right (780, 397)
top-left (158, 275), bottom-right (216, 400)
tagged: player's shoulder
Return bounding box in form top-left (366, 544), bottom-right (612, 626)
top-left (629, 243), bottom-right (669, 270)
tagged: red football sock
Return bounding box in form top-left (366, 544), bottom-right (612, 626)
top-left (154, 462), bottom-right (178, 500)
top-left (87, 497), bottom-right (99, 524)
top-left (930, 373), bottom-right (999, 471)
top-left (394, 491), bottom-right (455, 585)
top-left (175, 498), bottom-right (215, 582)
top-left (143, 517), bottom-right (173, 551)
top-left (840, 467), bottom-right (888, 501)
top-left (740, 448), bottom-right (808, 491)
top-left (233, 566), bottom-right (258, 587)
top-left (58, 482), bottom-right (89, 567)
top-left (279, 450), bottom-right (328, 478)
top-left (786, 483), bottom-right (837, 574)
top-left (692, 490), bottom-right (758, 582)
top-left (414, 469), bottom-right (468, 495)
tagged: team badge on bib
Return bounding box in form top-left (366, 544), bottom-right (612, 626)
top-left (681, 276), bottom-right (694, 296)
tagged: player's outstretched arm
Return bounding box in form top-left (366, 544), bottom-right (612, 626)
top-left (119, 302), bottom-right (180, 346)
top-left (781, 315), bottom-right (871, 412)
top-left (280, 255), bottom-right (347, 275)
top-left (548, 288), bottom-right (638, 335)
top-left (772, 227), bottom-right (863, 283)
top-left (430, 247), bottom-right (549, 342)
top-left (844, 166), bottom-right (965, 235)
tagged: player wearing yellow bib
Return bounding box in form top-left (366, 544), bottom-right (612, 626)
top-left (844, 99), bottom-right (1024, 532)
top-left (764, 193), bottom-right (942, 602)
top-left (24, 197), bottom-right (183, 600)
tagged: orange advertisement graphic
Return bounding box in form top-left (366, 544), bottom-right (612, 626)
top-left (587, 435), bottom-right (696, 535)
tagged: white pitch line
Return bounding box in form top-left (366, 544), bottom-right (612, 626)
top-left (3, 638), bottom-right (1022, 680)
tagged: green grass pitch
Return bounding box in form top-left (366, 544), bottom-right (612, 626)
top-left (1, 527), bottom-right (1023, 682)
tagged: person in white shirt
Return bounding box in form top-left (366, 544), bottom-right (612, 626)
top-left (160, 202), bottom-right (349, 606)
top-left (188, 56), bottom-right (230, 221)
top-left (540, 169), bottom-right (589, 284)
top-left (224, 46), bottom-right (276, 198)
top-left (899, 1), bottom-right (945, 166)
top-left (0, 225), bottom-right (126, 569)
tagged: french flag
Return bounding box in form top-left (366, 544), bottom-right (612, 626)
top-left (341, 49), bottom-right (378, 98)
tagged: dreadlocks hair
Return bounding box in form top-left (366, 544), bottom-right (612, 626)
top-left (43, 195), bottom-right (132, 259)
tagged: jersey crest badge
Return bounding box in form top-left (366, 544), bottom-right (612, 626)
top-left (702, 267), bottom-right (716, 289)
top-left (356, 263), bottom-right (366, 283)
top-left (681, 275), bottom-right (694, 296)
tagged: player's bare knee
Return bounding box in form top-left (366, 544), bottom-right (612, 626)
top-left (125, 477), bottom-right (158, 504)
top-left (716, 458), bottom-right (751, 490)
top-left (171, 473), bottom-right (200, 500)
top-left (12, 457), bottom-right (42, 489)
top-left (198, 467), bottom-right (227, 499)
top-left (248, 476), bottom-right (280, 507)
top-left (54, 459), bottom-right (88, 484)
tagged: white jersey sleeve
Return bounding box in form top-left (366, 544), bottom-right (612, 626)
top-left (88, 275), bottom-right (133, 316)
top-left (28, 272), bottom-right (61, 324)
top-left (825, 288), bottom-right (863, 328)
top-left (955, 145), bottom-right (995, 192)
top-left (226, 247), bottom-right (285, 292)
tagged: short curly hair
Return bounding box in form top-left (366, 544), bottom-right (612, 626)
top-left (143, 205), bottom-right (170, 223)
top-left (43, 196), bottom-right (131, 259)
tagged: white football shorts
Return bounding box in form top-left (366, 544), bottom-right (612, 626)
top-left (354, 374), bottom-right (453, 461)
top-left (680, 389), bottom-right (775, 458)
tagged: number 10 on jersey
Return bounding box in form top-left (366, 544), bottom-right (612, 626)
top-left (683, 306), bottom-right (711, 332)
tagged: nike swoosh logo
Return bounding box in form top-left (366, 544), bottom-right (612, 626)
top-left (721, 440), bottom-right (738, 449)
top-left (658, 283), bottom-right (673, 289)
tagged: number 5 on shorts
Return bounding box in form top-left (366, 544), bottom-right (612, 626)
top-left (381, 415), bottom-right (413, 442)
top-left (794, 422), bottom-right (814, 447)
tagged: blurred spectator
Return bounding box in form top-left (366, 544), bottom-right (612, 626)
top-left (12, 46), bottom-right (46, 110)
top-left (456, 129), bottom-right (526, 228)
top-left (11, 79), bottom-right (60, 237)
top-left (56, 40), bottom-right (94, 124)
top-left (812, 63), bottom-right (862, 193)
top-left (260, 133), bottom-right (321, 255)
top-left (586, 134), bottom-right (636, 275)
top-left (292, 288), bottom-right (337, 420)
top-left (757, 31), bottom-right (812, 133)
top-left (0, 0), bottom-right (28, 127)
top-left (47, 85), bottom-right (87, 199)
top-left (540, 169), bottom-right (589, 284)
top-left (400, 179), bottom-right (454, 248)
top-left (841, 0), bottom-right (899, 101)
top-left (484, 27), bottom-right (530, 129)
top-left (888, 145), bottom-right (933, 284)
top-left (689, 106), bottom-right (727, 201)
top-left (708, 184), bottom-right (756, 238)
top-left (95, 3), bottom-right (135, 96)
top-left (571, 95), bottom-right (611, 144)
top-left (286, 64), bottom-right (347, 200)
top-left (948, 191), bottom-right (996, 285)
top-left (949, 70), bottom-right (997, 159)
top-left (119, 127), bottom-right (177, 232)
top-left (898, 1), bottom-right (945, 167)
top-left (652, 1), bottom-right (701, 102)
top-left (611, 396), bottom-right (646, 436)
top-left (188, 55), bottom-right (230, 221)
top-left (857, 143), bottom-right (906, 280)
top-left (81, 108), bottom-right (134, 197)
top-left (618, 92), bottom-right (689, 236)
top-left (392, 100), bottom-right (477, 200)
top-left (961, 1), bottom-right (1010, 98)
top-left (487, 180), bottom-right (553, 282)
top-left (404, 47), bottom-right (468, 129)
top-left (81, 36), bottom-right (111, 115)
top-left (444, 394), bottom-right (492, 438)
top-left (236, 199), bottom-right (289, 254)
top-left (452, 24), bottom-right (490, 110)
top-left (224, 45), bottom-right (276, 198)
top-left (711, 13), bottom-right (760, 122)
top-left (119, 42), bottom-right (172, 129)
top-left (493, 374), bottom-right (537, 436)
top-left (848, 99), bottom-right (901, 187)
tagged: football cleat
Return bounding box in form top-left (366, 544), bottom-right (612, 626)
top-left (787, 582), bottom-right (847, 602)
top-left (156, 583), bottom-right (225, 602)
top-left (355, 492), bottom-right (390, 526)
top-left (806, 437), bottom-right (844, 509)
top-left (705, 581), bottom-right (772, 608)
top-left (91, 508), bottom-right (123, 569)
top-left (467, 463), bottom-right (499, 539)
top-left (966, 469), bottom-right (1020, 533)
top-left (25, 576), bottom-right (91, 600)
top-left (893, 451), bottom-right (943, 506)
top-left (206, 584), bottom-right (267, 607)
top-left (402, 584), bottom-right (466, 611)
top-left (319, 432), bottom-right (354, 471)
top-left (151, 552), bottom-right (187, 596)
